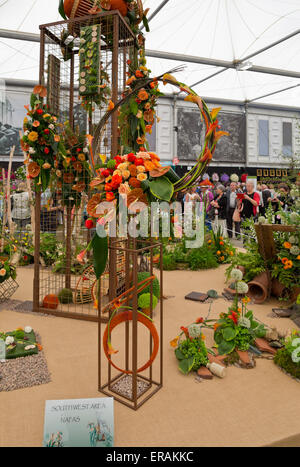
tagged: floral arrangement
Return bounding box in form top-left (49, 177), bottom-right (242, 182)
top-left (22, 86), bottom-right (65, 191)
top-left (274, 330), bottom-right (300, 379)
top-left (0, 258), bottom-right (16, 284)
top-left (272, 232), bottom-right (300, 293)
top-left (209, 269), bottom-right (266, 355)
top-left (119, 53), bottom-right (162, 153)
top-left (56, 122), bottom-right (91, 207)
top-left (170, 317), bottom-right (209, 375)
top-left (0, 326), bottom-right (42, 359)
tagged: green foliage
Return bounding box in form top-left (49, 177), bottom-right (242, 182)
top-left (161, 254), bottom-right (177, 271)
top-left (58, 288), bottom-right (73, 304)
top-left (40, 233), bottom-right (59, 266)
top-left (137, 272), bottom-right (160, 298)
top-left (175, 337), bottom-right (208, 374)
top-left (274, 348), bottom-right (300, 379)
top-left (187, 247), bottom-right (218, 270)
top-left (226, 249), bottom-right (266, 283)
top-left (138, 293), bottom-right (158, 310)
top-left (92, 230), bottom-right (108, 279)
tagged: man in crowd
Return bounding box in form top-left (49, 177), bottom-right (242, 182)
top-left (261, 184), bottom-right (272, 216)
top-left (226, 181), bottom-right (241, 239)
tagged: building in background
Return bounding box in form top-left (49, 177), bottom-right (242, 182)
top-left (1, 80), bottom-right (300, 183)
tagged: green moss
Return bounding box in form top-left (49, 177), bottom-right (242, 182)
top-left (137, 272), bottom-right (160, 298)
top-left (58, 288), bottom-right (73, 304)
top-left (274, 348), bottom-right (300, 379)
top-left (138, 293), bottom-right (158, 310)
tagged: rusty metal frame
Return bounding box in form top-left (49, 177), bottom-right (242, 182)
top-left (33, 12), bottom-right (136, 321)
top-left (98, 239), bottom-right (163, 410)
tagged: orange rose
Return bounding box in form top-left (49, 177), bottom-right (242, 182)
top-left (126, 76), bottom-right (136, 86)
top-left (135, 70), bottom-right (144, 78)
top-left (32, 120), bottom-right (40, 127)
top-left (28, 161), bottom-right (40, 178)
top-left (129, 165), bottom-right (137, 177)
top-left (78, 153), bottom-right (86, 161)
top-left (137, 89), bottom-right (149, 101)
top-left (284, 242), bottom-right (292, 249)
top-left (144, 160), bottom-right (155, 171)
top-left (144, 109), bottom-right (154, 123)
top-left (129, 177), bottom-right (141, 188)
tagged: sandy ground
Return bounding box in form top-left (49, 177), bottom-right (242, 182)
top-left (0, 265), bottom-right (300, 447)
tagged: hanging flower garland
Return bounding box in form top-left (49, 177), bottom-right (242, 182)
top-left (22, 86), bottom-right (65, 192)
top-left (57, 122), bottom-right (92, 207)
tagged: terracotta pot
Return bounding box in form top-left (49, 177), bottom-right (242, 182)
top-left (237, 266), bottom-right (246, 277)
top-left (64, 0), bottom-right (128, 19)
top-left (42, 294), bottom-right (59, 310)
top-left (248, 272), bottom-right (270, 304)
top-left (271, 278), bottom-right (286, 298)
top-left (290, 286), bottom-right (300, 304)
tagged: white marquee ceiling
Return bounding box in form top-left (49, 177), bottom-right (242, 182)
top-left (0, 0), bottom-right (299, 106)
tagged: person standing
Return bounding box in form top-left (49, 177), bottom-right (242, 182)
top-left (210, 184), bottom-right (228, 237)
top-left (11, 181), bottom-right (31, 230)
top-left (240, 180), bottom-right (260, 221)
top-left (226, 182), bottom-right (241, 239)
top-left (261, 184), bottom-right (271, 216)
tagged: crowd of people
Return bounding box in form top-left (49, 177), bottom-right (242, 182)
top-left (178, 176), bottom-right (297, 240)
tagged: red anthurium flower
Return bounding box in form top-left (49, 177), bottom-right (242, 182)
top-left (36, 108), bottom-right (43, 115)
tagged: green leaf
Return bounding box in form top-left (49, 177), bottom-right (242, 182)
top-left (130, 115), bottom-right (138, 136)
top-left (217, 340), bottom-right (235, 355)
top-left (149, 176), bottom-right (174, 202)
top-left (30, 93), bottom-right (38, 109)
top-left (129, 99), bottom-right (138, 115)
top-left (175, 348), bottom-right (185, 360)
top-left (255, 325), bottom-right (266, 338)
top-left (214, 330), bottom-right (223, 345)
top-left (91, 231), bottom-right (108, 279)
top-left (178, 356), bottom-right (195, 375)
top-left (59, 0), bottom-right (67, 20)
top-left (142, 16), bottom-right (150, 32)
top-left (222, 327), bottom-right (237, 341)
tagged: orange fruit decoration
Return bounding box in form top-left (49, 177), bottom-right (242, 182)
top-left (42, 294), bottom-right (59, 310)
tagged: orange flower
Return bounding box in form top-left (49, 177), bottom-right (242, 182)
top-left (149, 152), bottom-right (160, 161)
top-left (135, 70), bottom-right (144, 78)
top-left (145, 125), bottom-right (152, 133)
top-left (32, 120), bottom-right (40, 127)
top-left (28, 131), bottom-right (38, 142)
top-left (28, 161), bottom-right (40, 178)
top-left (106, 192), bottom-right (115, 202)
top-left (37, 343), bottom-right (43, 351)
top-left (144, 109), bottom-right (154, 123)
top-left (144, 102), bottom-right (151, 110)
top-left (281, 257), bottom-right (288, 264)
top-left (220, 256), bottom-right (225, 261)
top-left (129, 165), bottom-right (137, 177)
top-left (170, 336), bottom-right (179, 348)
top-left (54, 135), bottom-right (60, 142)
top-left (126, 76), bottom-right (136, 86)
top-left (137, 89), bottom-right (149, 101)
top-left (297, 255), bottom-right (300, 260)
top-left (213, 323), bottom-right (220, 331)
top-left (87, 193), bottom-right (102, 218)
top-left (284, 242), bottom-right (292, 249)
top-left (220, 241), bottom-right (224, 245)
top-left (107, 100), bottom-right (115, 111)
top-left (136, 136), bottom-right (146, 145)
top-left (33, 85), bottom-right (47, 97)
top-left (78, 153), bottom-right (86, 161)
top-left (216, 251), bottom-right (221, 255)
top-left (137, 173), bottom-right (147, 182)
top-left (144, 160), bottom-right (155, 171)
top-left (129, 177), bottom-right (141, 188)
top-left (72, 181), bottom-right (86, 193)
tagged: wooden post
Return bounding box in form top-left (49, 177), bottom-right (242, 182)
top-left (0, 168), bottom-right (6, 253)
top-left (6, 146), bottom-right (15, 235)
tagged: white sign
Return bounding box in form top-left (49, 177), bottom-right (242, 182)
top-left (43, 398), bottom-right (114, 447)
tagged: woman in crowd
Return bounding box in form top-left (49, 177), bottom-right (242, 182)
top-left (210, 184), bottom-right (227, 237)
top-left (268, 183), bottom-right (293, 224)
top-left (239, 180), bottom-right (260, 221)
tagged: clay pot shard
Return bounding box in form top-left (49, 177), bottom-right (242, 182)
top-left (247, 272), bottom-right (270, 304)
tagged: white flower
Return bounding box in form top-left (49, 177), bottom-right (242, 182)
top-left (236, 281), bottom-right (249, 294)
top-left (29, 147), bottom-right (36, 154)
top-left (258, 216), bottom-right (267, 224)
top-left (24, 326), bottom-right (32, 334)
top-left (230, 173), bottom-right (239, 182)
top-left (5, 336), bottom-right (14, 345)
top-left (83, 147), bottom-right (89, 153)
top-left (290, 212), bottom-right (299, 224)
top-left (48, 124), bottom-right (54, 130)
top-left (24, 130), bottom-right (29, 136)
top-left (238, 317), bottom-right (251, 329)
top-left (290, 246), bottom-right (300, 256)
top-left (188, 324), bottom-right (202, 338)
top-left (230, 268), bottom-right (243, 281)
top-left (289, 236), bottom-right (296, 244)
